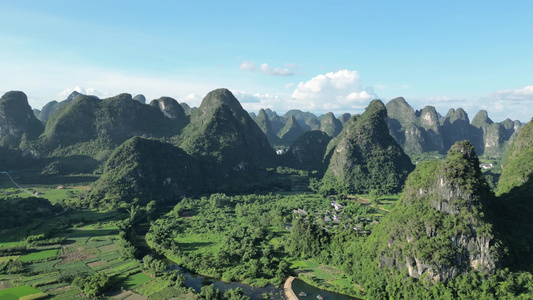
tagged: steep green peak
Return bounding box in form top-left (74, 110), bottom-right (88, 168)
top-left (472, 110), bottom-right (493, 128)
top-left (285, 114), bottom-right (300, 128)
top-left (180, 102), bottom-right (195, 116)
top-left (305, 117), bottom-right (321, 130)
top-left (320, 112), bottom-right (342, 137)
top-left (447, 140), bottom-right (479, 163)
top-left (323, 111), bottom-right (336, 119)
top-left (497, 119), bottom-right (533, 195)
top-left (319, 98), bottom-right (413, 195)
top-left (1, 91), bottom-right (27, 103)
top-left (0, 91), bottom-right (44, 148)
top-left (338, 113), bottom-right (351, 125)
top-left (105, 93), bottom-right (132, 102)
top-left (264, 108), bottom-right (277, 119)
top-left (450, 107), bottom-right (470, 124)
top-left (283, 109), bottom-right (317, 120)
top-left (67, 90), bottom-right (82, 101)
top-left (254, 108), bottom-right (274, 135)
top-left (501, 118), bottom-right (515, 130)
top-left (362, 99), bottom-right (387, 121)
top-left (149, 96), bottom-right (185, 120)
top-left (371, 139), bottom-right (498, 284)
top-left (278, 114), bottom-right (304, 145)
top-left (257, 108), bottom-right (268, 119)
top-left (133, 94), bottom-right (146, 104)
top-left (386, 96), bottom-right (413, 115)
top-left (386, 97), bottom-right (416, 122)
top-left (199, 88), bottom-right (242, 113)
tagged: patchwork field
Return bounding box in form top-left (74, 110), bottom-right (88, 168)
top-left (0, 285), bottom-right (43, 299)
top-left (0, 198), bottom-right (188, 299)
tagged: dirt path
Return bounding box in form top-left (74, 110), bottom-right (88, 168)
top-left (357, 197), bottom-right (390, 212)
top-left (284, 276), bottom-right (298, 300)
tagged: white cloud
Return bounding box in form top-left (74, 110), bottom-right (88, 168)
top-left (284, 83), bottom-right (295, 90)
top-left (179, 93), bottom-right (203, 107)
top-left (259, 63), bottom-right (293, 76)
top-left (239, 60), bottom-right (256, 72)
top-left (58, 86), bottom-right (109, 99)
top-left (285, 63), bottom-right (300, 70)
top-left (290, 70), bottom-right (378, 114)
top-left (233, 91), bottom-right (285, 113)
top-left (478, 85), bottom-right (533, 122)
top-left (239, 60), bottom-right (296, 76)
top-left (233, 70), bottom-right (378, 115)
top-left (232, 91), bottom-right (261, 103)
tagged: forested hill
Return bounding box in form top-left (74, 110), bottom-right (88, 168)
top-left (0, 91), bottom-right (44, 149)
top-left (176, 88), bottom-right (276, 176)
top-left (318, 99), bottom-right (414, 195)
top-left (491, 118), bottom-right (533, 270)
top-left (364, 141), bottom-right (499, 283)
top-left (87, 137), bottom-right (203, 209)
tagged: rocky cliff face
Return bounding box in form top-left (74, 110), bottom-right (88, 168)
top-left (386, 98), bottom-right (440, 154)
top-left (370, 141), bottom-right (500, 283)
top-left (385, 98), bottom-right (521, 157)
top-left (0, 91), bottom-right (44, 148)
top-left (149, 97), bottom-right (186, 120)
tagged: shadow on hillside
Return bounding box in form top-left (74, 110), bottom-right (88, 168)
top-left (493, 173), bottom-right (533, 272)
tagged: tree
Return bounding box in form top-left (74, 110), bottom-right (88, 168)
top-left (198, 284), bottom-right (223, 300)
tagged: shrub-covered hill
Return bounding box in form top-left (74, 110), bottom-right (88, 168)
top-left (491, 119), bottom-right (533, 270)
top-left (0, 91), bottom-right (44, 148)
top-left (497, 118), bottom-right (533, 196)
top-left (254, 108), bottom-right (281, 147)
top-left (178, 88), bottom-right (276, 177)
top-left (281, 130), bottom-right (332, 171)
top-left (35, 93), bottom-right (185, 157)
top-left (345, 141), bottom-right (533, 299)
top-left (278, 115), bottom-right (305, 146)
top-left (87, 137), bottom-right (203, 209)
top-left (319, 99), bottom-right (414, 195)
top-left (363, 141), bottom-right (500, 284)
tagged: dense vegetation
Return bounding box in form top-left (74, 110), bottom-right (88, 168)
top-left (2, 88), bottom-right (533, 299)
top-left (87, 137), bottom-right (203, 209)
top-left (319, 100), bottom-right (414, 196)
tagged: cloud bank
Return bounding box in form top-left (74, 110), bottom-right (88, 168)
top-left (239, 60), bottom-right (295, 76)
top-left (289, 69), bottom-right (378, 113)
top-left (479, 85), bottom-right (533, 122)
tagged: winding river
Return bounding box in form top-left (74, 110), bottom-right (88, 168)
top-left (169, 263), bottom-right (357, 300)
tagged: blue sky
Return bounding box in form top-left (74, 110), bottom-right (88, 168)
top-left (0, 1), bottom-right (532, 122)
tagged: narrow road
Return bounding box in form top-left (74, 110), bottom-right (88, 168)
top-left (284, 276), bottom-right (298, 300)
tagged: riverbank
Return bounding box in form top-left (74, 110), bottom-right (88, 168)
top-left (284, 276), bottom-right (298, 300)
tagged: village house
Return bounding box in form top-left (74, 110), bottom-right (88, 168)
top-left (480, 163), bottom-right (494, 169)
top-left (330, 201), bottom-right (344, 211)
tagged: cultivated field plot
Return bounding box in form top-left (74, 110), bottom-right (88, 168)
top-left (0, 198), bottom-right (185, 299)
top-left (0, 285), bottom-right (43, 299)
